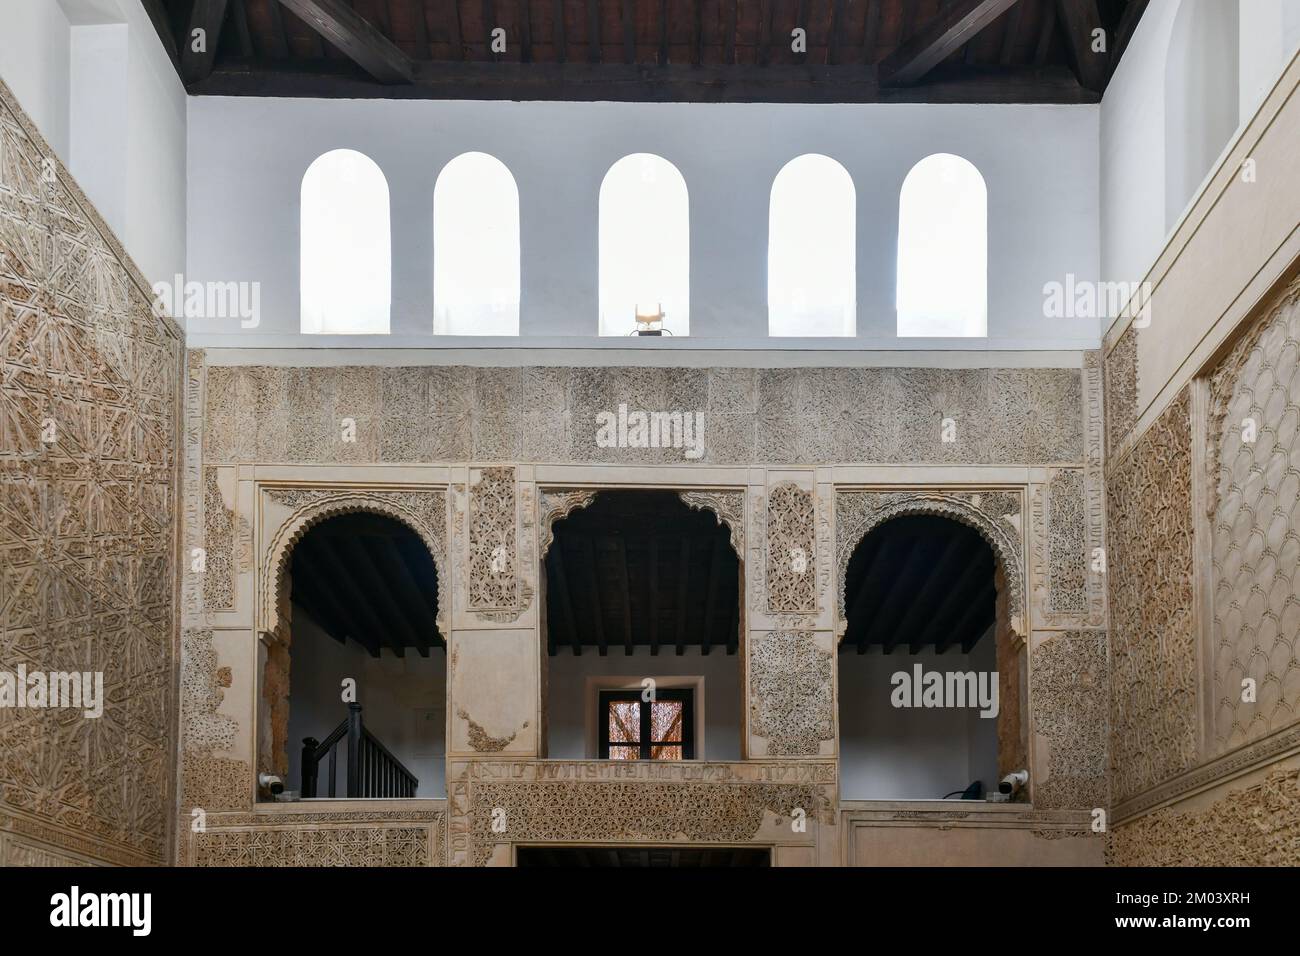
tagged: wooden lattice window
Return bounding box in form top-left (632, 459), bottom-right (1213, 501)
top-left (598, 689), bottom-right (695, 760)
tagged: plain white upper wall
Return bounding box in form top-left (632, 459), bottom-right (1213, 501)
top-left (185, 95), bottom-right (1100, 350)
top-left (0, 0), bottom-right (186, 290)
top-left (1101, 0), bottom-right (1300, 314)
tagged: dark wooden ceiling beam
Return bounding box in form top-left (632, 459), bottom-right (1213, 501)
top-left (293, 547), bottom-right (380, 656)
top-left (612, 536), bottom-right (634, 654)
top-left (587, 0), bottom-right (601, 63)
top-left (914, 552), bottom-right (991, 652)
top-left (675, 538), bottom-right (690, 655)
top-left (828, 0), bottom-right (845, 66)
top-left (580, 536), bottom-right (608, 655)
top-left (623, 0), bottom-right (636, 65)
top-left (518, 0), bottom-right (533, 62)
top-left (554, 0), bottom-right (567, 62)
top-left (944, 579), bottom-right (997, 653)
top-left (861, 0), bottom-right (881, 65)
top-left (701, 537), bottom-right (723, 655)
top-left (724, 0), bottom-right (737, 65)
top-left (873, 539), bottom-right (927, 653)
top-left (193, 57), bottom-right (1099, 102)
top-left (267, 0), bottom-right (291, 58)
top-left (693, 0), bottom-right (704, 67)
top-left (231, 0), bottom-right (254, 58)
top-left (845, 538), bottom-right (889, 653)
top-left (358, 538), bottom-right (431, 656)
top-left (184, 0), bottom-right (231, 83)
top-left (648, 535), bottom-right (660, 654)
top-left (411, 0), bottom-right (430, 59)
top-left (546, 546), bottom-right (582, 655)
top-left (879, 0), bottom-right (1020, 86)
top-left (315, 536), bottom-right (405, 657)
top-left (759, 0), bottom-right (774, 67)
top-left (382, 540), bottom-right (443, 648)
top-left (999, 0), bottom-right (1024, 65)
top-left (1054, 0), bottom-right (1106, 91)
top-left (1034, 0), bottom-right (1056, 65)
top-left (658, 0), bottom-right (670, 65)
top-left (278, 0), bottom-right (415, 82)
top-left (889, 535), bottom-right (972, 651)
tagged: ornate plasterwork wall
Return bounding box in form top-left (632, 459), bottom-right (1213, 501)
top-left (1106, 388), bottom-right (1198, 804)
top-left (1108, 763), bottom-right (1300, 866)
top-left (201, 365), bottom-right (1084, 467)
top-left (0, 80), bottom-right (182, 866)
top-left (1030, 630), bottom-right (1109, 810)
top-left (1207, 278), bottom-right (1300, 755)
top-left (447, 759), bottom-right (835, 867)
top-left (184, 807), bottom-right (445, 867)
top-left (749, 630), bottom-right (835, 756)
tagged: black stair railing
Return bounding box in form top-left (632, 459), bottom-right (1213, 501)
top-left (301, 703), bottom-right (418, 798)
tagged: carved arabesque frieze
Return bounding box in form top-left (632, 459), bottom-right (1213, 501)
top-left (679, 490), bottom-right (745, 556)
top-left (1031, 630), bottom-right (1109, 810)
top-left (259, 487), bottom-right (450, 640)
top-left (446, 760), bottom-right (835, 867)
top-left (0, 78), bottom-right (181, 866)
top-left (835, 489), bottom-right (1026, 639)
top-left (759, 481), bottom-right (821, 616)
top-left (1104, 325), bottom-right (1139, 462)
top-left (1106, 388), bottom-right (1198, 804)
top-left (1206, 276), bottom-right (1300, 755)
top-left (466, 466), bottom-right (525, 619)
top-left (537, 488), bottom-right (598, 558)
top-left (190, 811), bottom-right (444, 867)
top-left (1107, 765), bottom-right (1300, 866)
top-left (1030, 468), bottom-right (1098, 629)
top-left (749, 631), bottom-right (834, 756)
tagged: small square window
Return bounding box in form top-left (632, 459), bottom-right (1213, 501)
top-left (598, 689), bottom-right (695, 760)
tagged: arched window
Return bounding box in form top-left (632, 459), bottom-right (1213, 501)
top-left (433, 152), bottom-right (520, 335)
top-left (896, 153), bottom-right (987, 338)
top-left (768, 154), bottom-right (856, 337)
top-left (1165, 1), bottom-right (1238, 229)
top-left (598, 153), bottom-right (689, 336)
top-left (300, 149), bottom-right (391, 334)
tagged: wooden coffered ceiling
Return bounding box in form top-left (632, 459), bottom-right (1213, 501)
top-left (841, 514), bottom-right (996, 655)
top-left (143, 0), bottom-right (1148, 103)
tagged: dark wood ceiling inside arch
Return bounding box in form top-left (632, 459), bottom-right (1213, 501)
top-left (144, 0), bottom-right (1148, 103)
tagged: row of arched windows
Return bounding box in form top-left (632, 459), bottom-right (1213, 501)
top-left (300, 149), bottom-right (987, 338)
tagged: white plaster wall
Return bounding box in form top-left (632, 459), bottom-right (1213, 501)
top-left (838, 638), bottom-right (999, 800)
top-left (545, 647), bottom-right (742, 760)
top-left (1102, 0), bottom-right (1300, 319)
top-left (287, 608), bottom-right (447, 798)
top-left (185, 95), bottom-right (1100, 351)
top-left (0, 0), bottom-right (186, 287)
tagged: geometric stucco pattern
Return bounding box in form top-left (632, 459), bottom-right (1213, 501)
top-left (1107, 765), bottom-right (1300, 866)
top-left (201, 364), bottom-right (1085, 466)
top-left (447, 760), bottom-right (835, 867)
top-left (764, 483), bottom-right (818, 615)
top-left (835, 489), bottom-right (1026, 637)
top-left (467, 466), bottom-right (519, 613)
top-left (1104, 324), bottom-right (1138, 460)
top-left (0, 79), bottom-right (181, 866)
top-left (1208, 277), bottom-right (1300, 754)
top-left (1030, 630), bottom-right (1109, 810)
top-left (748, 630), bottom-right (834, 756)
top-left (1106, 387), bottom-right (1198, 804)
top-left (189, 810), bottom-right (444, 867)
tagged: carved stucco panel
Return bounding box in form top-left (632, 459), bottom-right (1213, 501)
top-left (0, 78), bottom-right (181, 866)
top-left (1108, 764), bottom-right (1300, 866)
top-left (749, 630), bottom-right (835, 756)
top-left (189, 810), bottom-right (444, 867)
top-left (1030, 630), bottom-right (1109, 810)
top-left (537, 488), bottom-right (598, 558)
top-left (446, 760), bottom-right (835, 867)
top-left (1105, 325), bottom-right (1139, 462)
top-left (679, 490), bottom-right (745, 556)
top-left (1207, 277), bottom-right (1300, 755)
top-left (763, 483), bottom-right (819, 616)
top-left (1106, 388), bottom-right (1198, 804)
